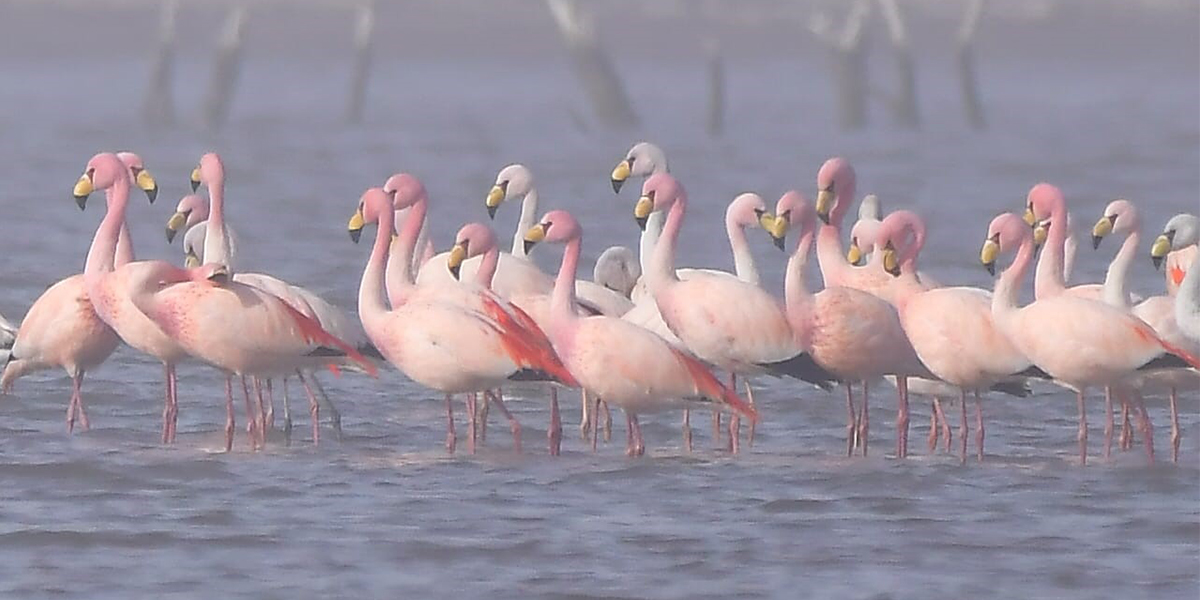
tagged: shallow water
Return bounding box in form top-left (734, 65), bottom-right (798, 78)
top-left (0, 2), bottom-right (1198, 598)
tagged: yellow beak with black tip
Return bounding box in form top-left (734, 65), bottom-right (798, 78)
top-left (190, 166), bottom-right (202, 192)
top-left (610, 158), bottom-right (632, 194)
top-left (486, 184), bottom-right (506, 220)
top-left (980, 236), bottom-right (1000, 276)
top-left (881, 243), bottom-right (900, 277)
top-left (135, 169), bottom-right (159, 203)
top-left (523, 223), bottom-right (547, 255)
top-left (634, 195), bottom-right (654, 231)
top-left (847, 239), bottom-right (864, 266)
top-left (763, 214), bottom-right (788, 251)
top-left (348, 208), bottom-right (365, 244)
top-left (73, 174), bottom-right (94, 210)
top-left (1023, 206), bottom-right (1038, 227)
top-left (1033, 220), bottom-right (1049, 249)
top-left (1091, 215), bottom-right (1115, 250)
top-left (815, 188), bottom-right (834, 225)
top-left (1150, 233), bottom-right (1172, 270)
top-left (447, 243), bottom-right (468, 280)
top-left (166, 211), bottom-right (189, 243)
top-left (184, 247), bottom-right (201, 268)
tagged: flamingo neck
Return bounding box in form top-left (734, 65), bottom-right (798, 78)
top-left (203, 177), bottom-right (232, 269)
top-left (84, 178), bottom-right (131, 276)
top-left (511, 189), bottom-right (539, 257)
top-left (993, 237), bottom-right (1034, 321)
top-left (115, 222), bottom-right (136, 267)
top-left (784, 232), bottom-right (816, 341)
top-left (551, 236), bottom-right (581, 323)
top-left (386, 196), bottom-right (427, 306)
top-left (647, 197), bottom-right (686, 292)
top-left (1033, 204), bottom-right (1069, 299)
top-left (726, 216), bottom-right (760, 285)
top-left (639, 211), bottom-right (665, 275)
top-left (1102, 229), bottom-right (1138, 308)
top-left (476, 247), bottom-right (499, 288)
top-left (1177, 252), bottom-right (1200, 333)
top-left (359, 206), bottom-right (395, 328)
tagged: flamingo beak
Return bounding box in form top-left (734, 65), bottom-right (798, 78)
top-left (634, 195), bottom-right (654, 231)
top-left (882, 245), bottom-right (900, 277)
top-left (1091, 215), bottom-right (1115, 250)
top-left (184, 248), bottom-right (201, 269)
top-left (763, 214), bottom-right (788, 251)
top-left (135, 169), bottom-right (159, 203)
top-left (981, 236), bottom-right (1000, 276)
top-left (166, 211), bottom-right (188, 243)
top-left (190, 166), bottom-right (202, 192)
top-left (73, 174), bottom-right (94, 210)
top-left (610, 158), bottom-right (632, 194)
top-left (815, 188), bottom-right (833, 225)
top-left (846, 239), bottom-right (864, 265)
top-left (523, 223), bottom-right (547, 254)
top-left (1022, 207), bottom-right (1038, 227)
top-left (348, 208), bottom-right (365, 244)
top-left (447, 243), bottom-right (467, 280)
top-left (486, 182), bottom-right (507, 220)
top-left (1033, 220), bottom-right (1049, 249)
top-left (1150, 233), bottom-right (1172, 270)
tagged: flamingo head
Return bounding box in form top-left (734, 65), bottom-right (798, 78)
top-left (847, 218), bottom-right (882, 266)
top-left (1024, 182), bottom-right (1065, 229)
top-left (166, 194), bottom-right (210, 243)
top-left (192, 152), bottom-right (223, 192)
top-left (727, 192), bottom-right (772, 236)
top-left (815, 157), bottom-right (855, 225)
top-left (486, 164), bottom-right (533, 220)
top-left (635, 173), bottom-right (684, 231)
top-left (766, 190), bottom-right (815, 252)
top-left (611, 141), bottom-right (666, 194)
top-left (116, 152), bottom-right (158, 204)
top-left (1152, 213), bottom-right (1200, 269)
top-left (73, 152), bottom-right (128, 210)
top-left (982, 213), bottom-right (1033, 276)
top-left (593, 246), bottom-right (640, 297)
top-left (383, 173), bottom-right (427, 212)
top-left (1092, 199), bottom-right (1138, 250)
top-left (875, 210), bottom-right (925, 278)
top-left (349, 187), bottom-right (393, 244)
top-left (447, 222), bottom-right (498, 280)
top-left (523, 209), bottom-right (580, 254)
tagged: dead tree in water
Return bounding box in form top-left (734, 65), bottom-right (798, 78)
top-left (203, 5), bottom-right (248, 131)
top-left (956, 0), bottom-right (987, 129)
top-left (545, 0), bottom-right (639, 128)
top-left (810, 0), bottom-right (872, 130)
top-left (877, 0), bottom-right (918, 128)
top-left (144, 0), bottom-right (178, 127)
top-left (346, 1), bottom-right (375, 125)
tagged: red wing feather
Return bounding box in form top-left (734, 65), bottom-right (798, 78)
top-left (276, 299), bottom-right (378, 377)
top-left (478, 294), bottom-right (578, 388)
top-left (669, 347), bottom-right (758, 422)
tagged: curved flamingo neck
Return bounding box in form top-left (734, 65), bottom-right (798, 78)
top-left (639, 211), bottom-right (665, 274)
top-left (386, 195), bottom-right (427, 306)
top-left (1102, 228), bottom-right (1139, 308)
top-left (359, 205), bottom-right (396, 327)
top-left (115, 223), bottom-right (136, 267)
top-left (784, 231), bottom-right (816, 328)
top-left (511, 189), bottom-right (539, 257)
top-left (1033, 203), bottom-right (1069, 299)
top-left (726, 214), bottom-right (760, 285)
top-left (993, 237), bottom-right (1034, 321)
top-left (815, 184), bottom-right (855, 288)
top-left (647, 195), bottom-right (687, 291)
top-left (476, 247), bottom-right (499, 288)
top-left (84, 177), bottom-right (132, 276)
top-left (203, 174), bottom-right (232, 269)
top-left (552, 235), bottom-right (581, 322)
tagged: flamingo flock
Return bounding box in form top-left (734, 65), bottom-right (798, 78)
top-left (0, 146), bottom-right (1197, 466)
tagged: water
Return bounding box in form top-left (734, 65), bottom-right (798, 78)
top-left (0, 2), bottom-right (1198, 598)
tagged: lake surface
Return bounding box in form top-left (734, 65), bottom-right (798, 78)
top-left (0, 2), bottom-right (1197, 598)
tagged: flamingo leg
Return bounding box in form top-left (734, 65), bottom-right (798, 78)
top-left (1119, 394), bottom-right (1132, 451)
top-left (744, 380), bottom-right (756, 447)
top-left (253, 377), bottom-right (267, 448)
top-left (845, 383), bottom-right (858, 457)
top-left (74, 371), bottom-right (90, 432)
top-left (928, 399), bottom-right (939, 453)
top-left (625, 411), bottom-right (635, 456)
top-left (938, 397), bottom-right (952, 453)
top-left (682, 407), bottom-right (693, 454)
top-left (308, 374), bottom-right (343, 441)
top-left (1103, 386), bottom-right (1115, 460)
top-left (223, 376), bottom-right (235, 452)
top-left (281, 376), bottom-right (293, 446)
top-left (896, 376), bottom-right (910, 458)
top-left (296, 371), bottom-right (320, 446)
top-left (444, 394), bottom-right (456, 454)
top-left (264, 379), bottom-right (275, 433)
top-left (1134, 391), bottom-right (1154, 464)
top-left (549, 387), bottom-right (562, 456)
top-left (859, 380), bottom-right (870, 457)
top-left (601, 399), bottom-right (612, 442)
top-left (167, 363), bottom-right (178, 444)
top-left (958, 389), bottom-right (968, 465)
top-left (712, 410), bottom-right (721, 447)
top-left (476, 389), bottom-right (491, 444)
top-left (466, 393), bottom-right (477, 455)
top-left (630, 413), bottom-right (645, 457)
top-left (1169, 386), bottom-right (1180, 464)
top-left (161, 363), bottom-right (172, 443)
top-left (974, 390), bottom-right (984, 462)
top-left (66, 371), bottom-right (82, 434)
top-left (1077, 390), bottom-right (1088, 466)
top-left (581, 389), bottom-right (592, 441)
top-left (590, 395), bottom-right (601, 452)
top-left (483, 390), bottom-right (521, 453)
top-left (240, 377), bottom-right (259, 450)
top-left (727, 373), bottom-right (738, 454)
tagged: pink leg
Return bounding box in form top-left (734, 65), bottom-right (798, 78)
top-left (727, 373), bottom-right (738, 453)
top-left (548, 387), bottom-right (562, 456)
top-left (845, 384), bottom-right (858, 457)
top-left (580, 390), bottom-right (592, 441)
top-left (1120, 399), bottom-right (1132, 451)
top-left (161, 363), bottom-right (172, 444)
top-left (281, 377), bottom-right (294, 445)
top-left (958, 389), bottom-right (968, 465)
top-left (253, 378), bottom-right (267, 449)
top-left (859, 380), bottom-right (870, 457)
top-left (477, 390), bottom-right (491, 444)
top-left (444, 394), bottom-right (456, 454)
top-left (937, 397), bottom-right (952, 453)
top-left (927, 399), bottom-right (939, 453)
top-left (265, 379), bottom-right (275, 433)
top-left (66, 372), bottom-right (81, 434)
top-left (712, 410), bottom-right (722, 447)
top-left (601, 400), bottom-right (612, 442)
top-left (1077, 391), bottom-right (1088, 466)
top-left (744, 380), bottom-right (757, 447)
top-left (974, 390), bottom-right (985, 462)
top-left (240, 377), bottom-right (259, 451)
top-left (1169, 387), bottom-right (1180, 464)
top-left (625, 411), bottom-right (635, 456)
top-left (223, 376), bottom-right (236, 452)
top-left (896, 377), bottom-right (910, 458)
top-left (1103, 387), bottom-right (1114, 460)
top-left (483, 390), bottom-right (521, 453)
top-left (167, 363), bottom-right (179, 443)
top-left (682, 408), bottom-right (693, 453)
top-left (296, 371), bottom-right (320, 446)
top-left (1134, 391), bottom-right (1154, 464)
top-left (466, 393), bottom-right (478, 455)
top-left (590, 395), bottom-right (601, 452)
top-left (74, 372), bottom-right (90, 432)
top-left (631, 413), bottom-right (645, 457)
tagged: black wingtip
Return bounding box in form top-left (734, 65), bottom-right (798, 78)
top-left (306, 346), bottom-right (347, 358)
top-left (989, 379), bottom-right (1031, 398)
top-left (1014, 365), bottom-right (1054, 380)
top-left (759, 353), bottom-right (839, 391)
top-left (1138, 353), bottom-right (1190, 371)
top-left (359, 343), bottom-right (385, 361)
top-left (508, 368), bottom-right (557, 383)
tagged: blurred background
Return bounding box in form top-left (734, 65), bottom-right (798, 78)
top-left (0, 2), bottom-right (1197, 598)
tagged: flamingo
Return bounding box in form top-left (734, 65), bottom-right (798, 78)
top-left (165, 193), bottom-right (240, 264)
top-left (349, 183), bottom-right (577, 454)
top-left (592, 246), bottom-right (640, 299)
top-left (189, 153), bottom-right (235, 271)
top-left (634, 174), bottom-right (838, 454)
top-left (523, 209), bottom-right (757, 456)
top-left (981, 212), bottom-right (1200, 465)
top-left (1092, 202), bottom-right (1200, 462)
top-left (1150, 214), bottom-right (1198, 297)
top-left (872, 210), bottom-right (1041, 463)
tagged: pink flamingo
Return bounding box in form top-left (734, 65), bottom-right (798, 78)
top-left (349, 184), bottom-right (578, 455)
top-left (523, 208), bottom-right (757, 456)
top-left (767, 192), bottom-right (930, 458)
top-left (189, 153), bottom-right (235, 270)
top-left (165, 193), bottom-right (240, 263)
top-left (635, 174), bottom-right (838, 454)
top-left (981, 212), bottom-right (1200, 465)
top-left (873, 210), bottom-right (1040, 463)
